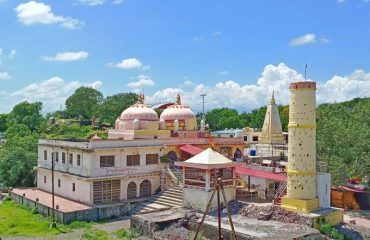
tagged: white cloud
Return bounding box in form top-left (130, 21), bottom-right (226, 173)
top-left (320, 37), bottom-right (330, 43)
top-left (218, 70), bottom-right (228, 75)
top-left (213, 31), bottom-right (222, 36)
top-left (192, 36), bottom-right (204, 42)
top-left (112, 0), bottom-right (123, 4)
top-left (108, 58), bottom-right (149, 70)
top-left (317, 69), bottom-right (370, 103)
top-left (78, 0), bottom-right (122, 5)
top-left (145, 63), bottom-right (370, 112)
top-left (0, 77), bottom-right (102, 113)
top-left (289, 33), bottom-right (316, 46)
top-left (0, 72), bottom-right (11, 80)
top-left (127, 75), bottom-right (155, 89)
top-left (42, 51), bottom-right (89, 62)
top-left (183, 80), bottom-right (193, 87)
top-left (15, 1), bottom-right (84, 29)
top-left (8, 49), bottom-right (17, 59)
top-left (79, 0), bottom-right (105, 5)
top-left (338, 0), bottom-right (345, 3)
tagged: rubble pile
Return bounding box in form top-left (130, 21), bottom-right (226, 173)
top-left (152, 210), bottom-right (206, 240)
top-left (336, 223), bottom-right (370, 240)
top-left (152, 224), bottom-right (194, 240)
top-left (227, 200), bottom-right (246, 214)
top-left (239, 205), bottom-right (311, 225)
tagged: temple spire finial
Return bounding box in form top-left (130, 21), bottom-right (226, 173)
top-left (137, 92), bottom-right (145, 103)
top-left (176, 94), bottom-right (181, 105)
top-left (270, 91), bottom-right (276, 104)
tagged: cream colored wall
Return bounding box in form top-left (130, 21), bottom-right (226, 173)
top-left (90, 146), bottom-right (163, 177)
top-left (121, 175), bottom-right (161, 200)
top-left (287, 87), bottom-right (317, 199)
top-left (185, 118), bottom-right (197, 130)
top-left (38, 145), bottom-right (92, 177)
top-left (183, 188), bottom-right (235, 212)
top-left (37, 168), bottom-right (92, 205)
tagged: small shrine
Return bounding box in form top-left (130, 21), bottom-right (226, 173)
top-left (175, 148), bottom-right (238, 212)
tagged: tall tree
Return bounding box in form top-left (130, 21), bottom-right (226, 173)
top-left (0, 124), bottom-right (38, 187)
top-left (6, 101), bottom-right (43, 131)
top-left (65, 87), bottom-right (103, 119)
top-left (98, 92), bottom-right (138, 125)
top-left (0, 114), bottom-right (7, 132)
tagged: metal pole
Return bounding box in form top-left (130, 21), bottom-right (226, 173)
top-left (50, 152), bottom-right (56, 228)
top-left (193, 190), bottom-right (216, 240)
top-left (219, 179), bottom-right (237, 240)
top-left (217, 181), bottom-right (222, 240)
top-left (200, 94), bottom-right (206, 122)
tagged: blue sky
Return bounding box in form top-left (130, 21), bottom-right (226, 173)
top-left (0, 0), bottom-right (370, 113)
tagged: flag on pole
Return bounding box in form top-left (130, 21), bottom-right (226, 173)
top-left (209, 135), bottom-right (216, 149)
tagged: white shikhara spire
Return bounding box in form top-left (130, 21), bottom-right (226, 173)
top-left (259, 91), bottom-right (284, 144)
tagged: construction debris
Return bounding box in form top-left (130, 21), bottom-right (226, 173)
top-left (239, 205), bottom-right (312, 225)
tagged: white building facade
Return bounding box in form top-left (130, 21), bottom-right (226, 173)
top-left (36, 139), bottom-right (163, 205)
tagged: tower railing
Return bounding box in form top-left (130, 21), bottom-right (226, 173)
top-left (316, 161), bottom-right (327, 173)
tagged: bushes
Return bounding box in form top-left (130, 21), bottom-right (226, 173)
top-left (317, 218), bottom-right (349, 240)
top-left (114, 228), bottom-right (142, 239)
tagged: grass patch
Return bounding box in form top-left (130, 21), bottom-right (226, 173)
top-left (114, 228), bottom-right (142, 239)
top-left (81, 228), bottom-right (109, 240)
top-left (317, 218), bottom-right (349, 240)
top-left (0, 199), bottom-right (92, 237)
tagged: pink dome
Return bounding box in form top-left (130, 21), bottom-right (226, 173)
top-left (160, 95), bottom-right (196, 121)
top-left (120, 103), bottom-right (158, 121)
top-left (119, 93), bottom-right (158, 121)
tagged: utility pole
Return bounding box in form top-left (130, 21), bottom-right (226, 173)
top-left (200, 94), bottom-right (206, 121)
top-left (50, 151), bottom-right (56, 228)
top-left (304, 64), bottom-right (308, 80)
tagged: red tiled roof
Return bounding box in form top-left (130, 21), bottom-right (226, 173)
top-left (11, 188), bottom-right (92, 213)
top-left (179, 144), bottom-right (203, 156)
top-left (236, 166), bottom-right (287, 182)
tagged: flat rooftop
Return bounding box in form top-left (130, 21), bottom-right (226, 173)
top-left (11, 188), bottom-right (92, 213)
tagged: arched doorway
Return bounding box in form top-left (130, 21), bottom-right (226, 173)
top-left (127, 182), bottom-right (137, 199)
top-left (167, 151), bottom-right (178, 168)
top-left (140, 180), bottom-right (152, 197)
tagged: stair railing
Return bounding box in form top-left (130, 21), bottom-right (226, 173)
top-left (168, 161), bottom-right (184, 184)
top-left (274, 181), bottom-right (287, 198)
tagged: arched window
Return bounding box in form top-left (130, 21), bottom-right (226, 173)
top-left (127, 182), bottom-right (137, 199)
top-left (140, 180), bottom-right (152, 197)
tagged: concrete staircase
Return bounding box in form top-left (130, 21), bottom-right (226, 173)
top-left (131, 185), bottom-right (183, 215)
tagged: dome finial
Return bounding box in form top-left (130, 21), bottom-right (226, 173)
top-left (176, 94), bottom-right (181, 105)
top-left (270, 90), bottom-right (276, 104)
top-left (137, 92), bottom-right (145, 104)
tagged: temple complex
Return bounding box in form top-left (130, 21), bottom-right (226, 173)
top-left (32, 93), bottom-right (245, 212)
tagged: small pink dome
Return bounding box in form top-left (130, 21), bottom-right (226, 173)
top-left (120, 103), bottom-right (158, 121)
top-left (160, 104), bottom-right (196, 121)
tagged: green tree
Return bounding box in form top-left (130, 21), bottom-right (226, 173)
top-left (98, 92), bottom-right (138, 125)
top-left (206, 108), bottom-right (242, 130)
top-left (6, 102), bottom-right (43, 131)
top-left (0, 124), bottom-right (38, 187)
top-left (316, 98), bottom-right (370, 185)
top-left (65, 87), bottom-right (103, 119)
top-left (0, 114), bottom-right (7, 132)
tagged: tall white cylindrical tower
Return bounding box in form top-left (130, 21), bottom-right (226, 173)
top-left (282, 81), bottom-right (319, 212)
